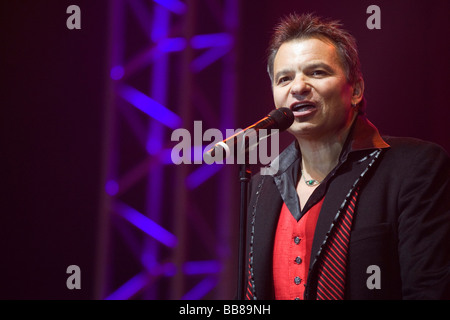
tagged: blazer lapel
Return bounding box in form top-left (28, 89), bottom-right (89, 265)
top-left (309, 150), bottom-right (382, 272)
top-left (251, 175), bottom-right (283, 299)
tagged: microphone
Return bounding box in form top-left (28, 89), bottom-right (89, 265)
top-left (203, 107), bottom-right (294, 163)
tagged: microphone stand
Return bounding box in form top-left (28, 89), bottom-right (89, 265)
top-left (237, 137), bottom-right (252, 300)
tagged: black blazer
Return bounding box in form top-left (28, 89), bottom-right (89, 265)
top-left (245, 116), bottom-right (450, 300)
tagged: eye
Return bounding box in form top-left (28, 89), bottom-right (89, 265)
top-left (277, 76), bottom-right (291, 85)
top-left (311, 70), bottom-right (327, 77)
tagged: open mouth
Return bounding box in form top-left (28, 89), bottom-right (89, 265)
top-left (290, 101), bottom-right (317, 116)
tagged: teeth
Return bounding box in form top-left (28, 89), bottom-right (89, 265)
top-left (293, 104), bottom-right (314, 112)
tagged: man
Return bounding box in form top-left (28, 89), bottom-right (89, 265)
top-left (244, 13), bottom-right (450, 300)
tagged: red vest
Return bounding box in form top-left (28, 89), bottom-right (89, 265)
top-left (273, 198), bottom-right (324, 300)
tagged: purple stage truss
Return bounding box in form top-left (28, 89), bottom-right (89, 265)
top-left (95, 0), bottom-right (239, 300)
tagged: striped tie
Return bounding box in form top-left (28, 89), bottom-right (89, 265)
top-left (316, 187), bottom-right (359, 300)
top-left (246, 257), bottom-right (254, 300)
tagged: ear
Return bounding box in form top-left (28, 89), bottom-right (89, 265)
top-left (351, 78), bottom-right (364, 105)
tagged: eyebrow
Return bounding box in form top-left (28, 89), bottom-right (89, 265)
top-left (304, 62), bottom-right (335, 73)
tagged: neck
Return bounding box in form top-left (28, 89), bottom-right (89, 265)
top-left (299, 138), bottom-right (344, 180)
top-left (297, 119), bottom-right (356, 181)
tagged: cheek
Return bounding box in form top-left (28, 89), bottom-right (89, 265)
top-left (318, 80), bottom-right (352, 105)
top-left (339, 83), bottom-right (354, 102)
top-left (272, 88), bottom-right (287, 108)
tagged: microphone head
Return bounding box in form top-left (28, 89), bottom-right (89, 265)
top-left (267, 107), bottom-right (294, 132)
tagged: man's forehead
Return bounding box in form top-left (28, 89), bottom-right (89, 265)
top-left (274, 38), bottom-right (340, 69)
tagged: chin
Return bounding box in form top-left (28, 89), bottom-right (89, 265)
top-left (287, 122), bottom-right (316, 138)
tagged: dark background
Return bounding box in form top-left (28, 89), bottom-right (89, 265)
top-left (1, 0), bottom-right (449, 299)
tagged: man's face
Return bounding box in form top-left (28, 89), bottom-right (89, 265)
top-left (272, 37), bottom-right (360, 140)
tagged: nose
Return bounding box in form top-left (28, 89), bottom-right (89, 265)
top-left (290, 75), bottom-right (311, 97)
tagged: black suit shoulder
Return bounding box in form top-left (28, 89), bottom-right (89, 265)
top-left (382, 136), bottom-right (449, 158)
top-left (379, 136), bottom-right (450, 176)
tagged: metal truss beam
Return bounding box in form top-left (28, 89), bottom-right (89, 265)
top-left (95, 0), bottom-right (239, 300)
